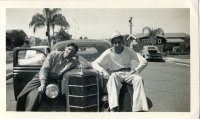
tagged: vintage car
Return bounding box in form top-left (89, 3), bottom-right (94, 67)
top-left (12, 39), bottom-right (134, 112)
top-left (142, 45), bottom-right (164, 62)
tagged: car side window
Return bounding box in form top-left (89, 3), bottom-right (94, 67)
top-left (18, 49), bottom-right (46, 66)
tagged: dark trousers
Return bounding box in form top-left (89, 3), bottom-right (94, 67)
top-left (16, 78), bottom-right (42, 111)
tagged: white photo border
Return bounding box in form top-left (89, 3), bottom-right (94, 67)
top-left (0, 0), bottom-right (199, 119)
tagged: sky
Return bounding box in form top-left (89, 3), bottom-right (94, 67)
top-left (6, 8), bottom-right (190, 39)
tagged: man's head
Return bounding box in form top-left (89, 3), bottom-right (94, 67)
top-left (110, 31), bottom-right (124, 53)
top-left (63, 43), bottom-right (79, 59)
top-left (110, 31), bottom-right (124, 45)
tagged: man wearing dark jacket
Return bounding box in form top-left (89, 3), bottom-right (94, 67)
top-left (16, 43), bottom-right (80, 111)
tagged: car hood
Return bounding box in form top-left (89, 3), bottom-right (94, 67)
top-left (63, 69), bottom-right (99, 77)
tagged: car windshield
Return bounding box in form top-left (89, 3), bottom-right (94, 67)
top-left (57, 46), bottom-right (107, 62)
top-left (148, 50), bottom-right (158, 54)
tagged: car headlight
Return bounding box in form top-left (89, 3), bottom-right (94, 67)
top-left (45, 83), bottom-right (59, 99)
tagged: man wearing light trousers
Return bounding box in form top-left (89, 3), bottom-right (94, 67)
top-left (92, 31), bottom-right (148, 112)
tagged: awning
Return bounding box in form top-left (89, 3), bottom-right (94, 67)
top-left (166, 38), bottom-right (184, 43)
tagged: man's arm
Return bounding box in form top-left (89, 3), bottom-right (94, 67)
top-left (135, 53), bottom-right (148, 73)
top-left (92, 61), bottom-right (110, 78)
top-left (38, 52), bottom-right (54, 92)
top-left (91, 50), bottom-right (110, 79)
top-left (77, 55), bottom-right (91, 69)
top-left (60, 57), bottom-right (79, 74)
top-left (128, 48), bottom-right (148, 73)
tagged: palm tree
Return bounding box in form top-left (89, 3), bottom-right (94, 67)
top-left (29, 8), bottom-right (70, 48)
top-left (142, 26), bottom-right (164, 45)
top-left (54, 27), bottom-right (72, 43)
top-left (51, 13), bottom-right (70, 37)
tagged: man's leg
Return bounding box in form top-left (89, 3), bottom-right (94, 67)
top-left (107, 72), bottom-right (123, 111)
top-left (16, 78), bottom-right (41, 111)
top-left (25, 88), bottom-right (41, 111)
top-left (124, 74), bottom-right (148, 112)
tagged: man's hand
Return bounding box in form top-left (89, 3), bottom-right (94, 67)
top-left (102, 70), bottom-right (110, 80)
top-left (104, 75), bottom-right (110, 80)
top-left (38, 83), bottom-right (46, 93)
top-left (128, 69), bottom-right (137, 75)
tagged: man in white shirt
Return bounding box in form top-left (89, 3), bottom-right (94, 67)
top-left (92, 32), bottom-right (148, 112)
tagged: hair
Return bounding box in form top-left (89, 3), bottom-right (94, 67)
top-left (111, 36), bottom-right (124, 45)
top-left (67, 43), bottom-right (79, 53)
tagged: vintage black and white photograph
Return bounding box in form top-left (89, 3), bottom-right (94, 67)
top-left (5, 8), bottom-right (191, 112)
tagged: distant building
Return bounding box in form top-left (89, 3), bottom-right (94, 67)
top-left (29, 36), bottom-right (48, 46)
top-left (123, 33), bottom-right (166, 52)
top-left (164, 33), bottom-right (189, 54)
top-left (123, 33), bottom-right (189, 54)
top-left (40, 39), bottom-right (49, 46)
top-left (29, 36), bottom-right (37, 46)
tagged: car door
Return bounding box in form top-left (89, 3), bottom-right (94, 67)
top-left (13, 47), bottom-right (48, 100)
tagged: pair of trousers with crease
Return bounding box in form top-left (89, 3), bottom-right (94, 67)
top-left (107, 71), bottom-right (148, 112)
top-left (16, 77), bottom-right (41, 111)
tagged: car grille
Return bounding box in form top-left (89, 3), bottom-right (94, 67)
top-left (66, 75), bottom-right (99, 112)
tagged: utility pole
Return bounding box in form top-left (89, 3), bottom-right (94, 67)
top-left (129, 17), bottom-right (133, 34)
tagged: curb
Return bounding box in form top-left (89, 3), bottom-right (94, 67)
top-left (164, 57), bottom-right (190, 65)
top-left (170, 61), bottom-right (190, 65)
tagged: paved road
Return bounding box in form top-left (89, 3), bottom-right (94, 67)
top-left (6, 61), bottom-right (190, 111)
top-left (143, 62), bottom-right (190, 112)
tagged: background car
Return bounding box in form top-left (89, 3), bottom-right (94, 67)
top-left (142, 45), bottom-right (164, 62)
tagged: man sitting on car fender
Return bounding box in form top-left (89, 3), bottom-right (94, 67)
top-left (92, 31), bottom-right (148, 112)
top-left (16, 43), bottom-right (81, 111)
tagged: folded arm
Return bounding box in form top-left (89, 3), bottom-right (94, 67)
top-left (92, 61), bottom-right (110, 79)
top-left (129, 48), bottom-right (148, 73)
top-left (91, 50), bottom-right (110, 79)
